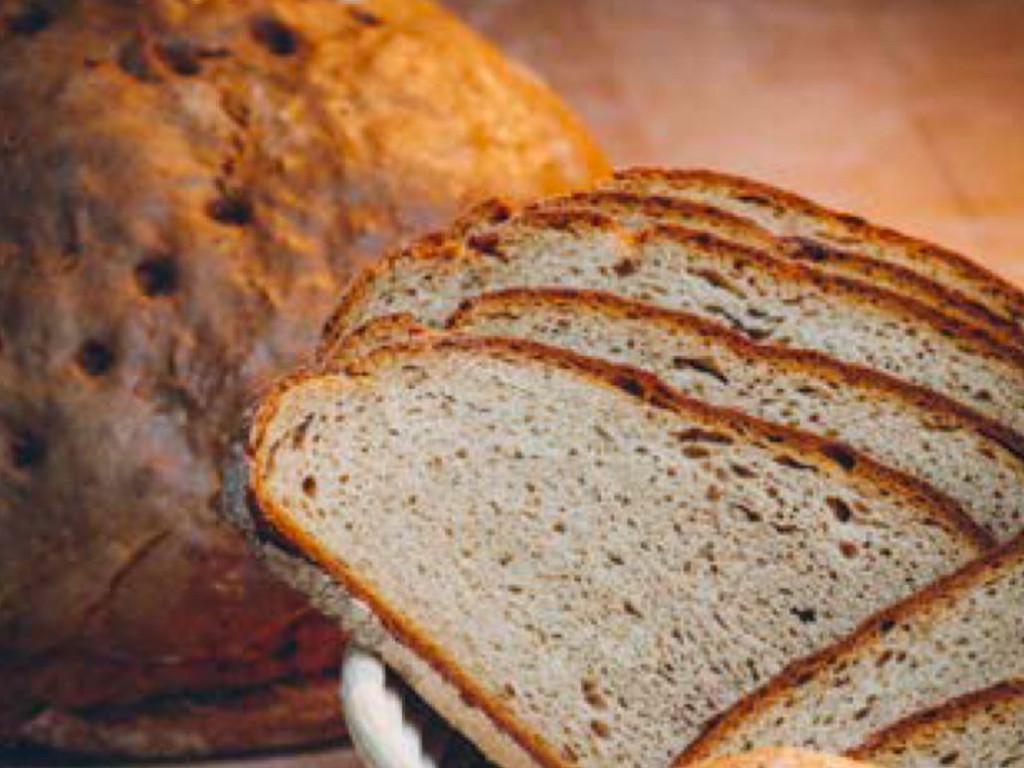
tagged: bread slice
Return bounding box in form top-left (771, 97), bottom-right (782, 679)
top-left (384, 288), bottom-right (1020, 541)
top-left (323, 207), bottom-right (1024, 433)
top-left (849, 680), bottom-right (1024, 768)
top-left (678, 535), bottom-right (1024, 763)
top-left (691, 748), bottom-right (876, 768)
top-left (605, 169), bottom-right (1024, 334)
top-left (539, 191), bottom-right (1021, 349)
top-left (239, 337), bottom-right (990, 768)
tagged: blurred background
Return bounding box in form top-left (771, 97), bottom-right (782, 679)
top-left (445, 0), bottom-right (1024, 287)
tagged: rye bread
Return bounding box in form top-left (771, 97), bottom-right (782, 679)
top-left (849, 680), bottom-right (1023, 768)
top-left (539, 191), bottom-right (1020, 349)
top-left (322, 206), bottom-right (1024, 433)
top-left (0, 0), bottom-right (606, 757)
top-left (605, 169), bottom-right (1024, 335)
top-left (678, 536), bottom-right (1024, 763)
top-left (396, 288), bottom-right (1021, 541)
top-left (237, 336), bottom-right (990, 768)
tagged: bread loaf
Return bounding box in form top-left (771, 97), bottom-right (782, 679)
top-left (238, 336), bottom-right (989, 768)
top-left (0, 0), bottom-right (605, 757)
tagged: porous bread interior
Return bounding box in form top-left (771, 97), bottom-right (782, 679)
top-left (850, 682), bottom-right (1024, 768)
top-left (448, 291), bottom-right (1024, 540)
top-left (605, 170), bottom-right (1024, 330)
top-left (680, 542), bottom-right (1024, 761)
top-left (544, 192), bottom-right (1019, 349)
top-left (252, 342), bottom-right (984, 768)
top-left (339, 215), bottom-right (1024, 433)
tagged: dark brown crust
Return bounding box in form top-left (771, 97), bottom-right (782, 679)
top-left (246, 336), bottom-right (995, 768)
top-left (848, 678), bottom-right (1024, 759)
top-left (540, 190), bottom-right (1023, 349)
top-left (446, 286), bottom-right (1024, 471)
top-left (677, 534), bottom-right (1024, 765)
top-left (323, 203), bottom-right (1024, 383)
top-left (613, 168), bottom-right (1024, 326)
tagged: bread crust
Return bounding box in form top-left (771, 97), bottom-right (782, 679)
top-left (848, 679), bottom-right (1024, 761)
top-left (541, 191), bottom-right (1023, 349)
top-left (611, 168), bottom-right (1024, 329)
top-left (245, 335), bottom-right (994, 768)
top-left (677, 535), bottom-right (1024, 764)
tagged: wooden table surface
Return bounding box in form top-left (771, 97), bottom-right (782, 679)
top-left (446, 0), bottom-right (1024, 289)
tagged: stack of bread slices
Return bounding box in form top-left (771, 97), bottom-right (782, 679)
top-left (234, 169), bottom-right (1024, 768)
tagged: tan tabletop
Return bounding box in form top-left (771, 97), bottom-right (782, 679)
top-left (445, 0), bottom-right (1024, 289)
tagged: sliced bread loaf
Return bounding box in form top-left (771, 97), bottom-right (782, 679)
top-left (678, 535), bottom-right (1024, 763)
top-left (323, 208), bottom-right (1024, 433)
top-left (606, 169), bottom-right (1024, 334)
top-left (240, 337), bottom-right (990, 768)
top-left (850, 680), bottom-right (1024, 768)
top-left (408, 288), bottom-right (1021, 541)
top-left (539, 191), bottom-right (1020, 348)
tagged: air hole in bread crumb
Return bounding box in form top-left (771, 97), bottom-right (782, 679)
top-left (77, 340), bottom-right (115, 376)
top-left (839, 541), bottom-right (858, 558)
top-left (5, 4), bottom-right (52, 35)
top-left (671, 355), bottom-right (729, 384)
top-left (791, 607), bottom-right (817, 624)
top-left (155, 41), bottom-right (202, 76)
top-left (135, 255), bottom-right (179, 296)
top-left (301, 476), bottom-right (317, 497)
top-left (827, 496), bottom-right (853, 522)
top-left (207, 192), bottom-right (254, 226)
top-left (10, 429), bottom-right (45, 468)
top-left (250, 15), bottom-right (300, 55)
top-left (590, 720), bottom-right (611, 738)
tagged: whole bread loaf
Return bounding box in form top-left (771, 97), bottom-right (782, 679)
top-left (0, 0), bottom-right (605, 758)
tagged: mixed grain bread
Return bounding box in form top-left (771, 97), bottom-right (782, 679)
top-left (0, 0), bottom-right (606, 757)
top-left (849, 680), bottom-right (1024, 768)
top-left (691, 749), bottom-right (877, 768)
top-left (319, 291), bottom-right (1024, 541)
top-left (434, 289), bottom-right (1024, 541)
top-left (322, 206), bottom-right (1024, 433)
top-left (678, 535), bottom-right (1024, 763)
top-left (606, 169), bottom-right (1024, 335)
top-left (540, 191), bottom-right (1020, 348)
top-left (237, 336), bottom-right (992, 768)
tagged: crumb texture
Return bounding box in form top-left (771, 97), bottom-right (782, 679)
top-left (254, 343), bottom-right (983, 768)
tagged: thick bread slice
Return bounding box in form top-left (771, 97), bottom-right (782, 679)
top-left (421, 288), bottom-right (1023, 541)
top-left (242, 337), bottom-right (990, 768)
top-left (850, 680), bottom-right (1024, 768)
top-left (678, 535), bottom-right (1024, 763)
top-left (540, 192), bottom-right (1020, 348)
top-left (323, 208), bottom-right (1024, 433)
top-left (606, 169), bottom-right (1024, 333)
top-left (691, 749), bottom-right (877, 768)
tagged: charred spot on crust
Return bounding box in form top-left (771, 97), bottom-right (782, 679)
top-left (5, 4), bottom-right (52, 35)
top-left (77, 340), bottom-right (115, 376)
top-left (611, 374), bottom-right (645, 399)
top-left (821, 442), bottom-right (857, 471)
top-left (135, 254), bottom-right (179, 297)
top-left (786, 237), bottom-right (834, 262)
top-left (10, 429), bottom-right (46, 469)
top-left (348, 6), bottom-right (384, 26)
top-left (154, 40), bottom-right (202, 76)
top-left (250, 15), bottom-right (301, 56)
top-left (207, 192), bottom-right (255, 226)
